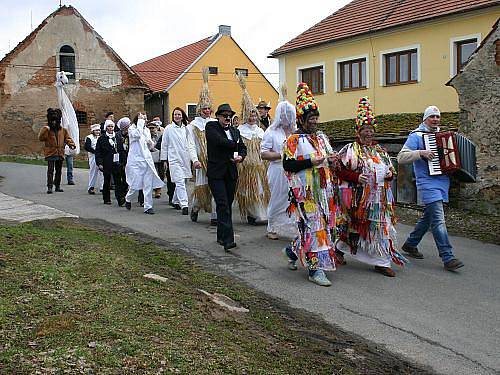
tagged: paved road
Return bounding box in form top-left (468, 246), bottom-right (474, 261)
top-left (1, 162), bottom-right (499, 375)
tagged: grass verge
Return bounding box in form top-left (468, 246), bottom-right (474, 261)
top-left (0, 219), bottom-right (430, 374)
top-left (0, 155), bottom-right (89, 169)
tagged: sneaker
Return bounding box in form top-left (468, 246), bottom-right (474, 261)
top-left (266, 232), bottom-right (279, 240)
top-left (144, 208), bottom-right (155, 215)
top-left (402, 242), bottom-right (424, 259)
top-left (374, 266), bottom-right (396, 277)
top-left (88, 188), bottom-right (95, 195)
top-left (125, 201), bottom-right (131, 210)
top-left (444, 259), bottom-right (464, 271)
top-left (287, 260), bottom-right (298, 271)
top-left (308, 270), bottom-right (332, 287)
top-left (190, 210), bottom-right (198, 222)
top-left (182, 207), bottom-right (189, 215)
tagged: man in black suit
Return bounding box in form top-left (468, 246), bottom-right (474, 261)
top-left (95, 120), bottom-right (126, 206)
top-left (206, 104), bottom-right (247, 251)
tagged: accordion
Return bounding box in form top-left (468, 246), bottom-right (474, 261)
top-left (422, 131), bottom-right (477, 183)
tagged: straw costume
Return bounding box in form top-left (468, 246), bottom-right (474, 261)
top-left (335, 97), bottom-right (407, 276)
top-left (282, 83), bottom-right (338, 286)
top-left (235, 72), bottom-right (270, 224)
top-left (186, 67), bottom-right (217, 223)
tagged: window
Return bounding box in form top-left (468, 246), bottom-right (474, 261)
top-left (208, 66), bottom-right (218, 75)
top-left (186, 104), bottom-right (197, 121)
top-left (339, 58), bottom-right (366, 91)
top-left (300, 66), bottom-right (324, 94)
top-left (455, 39), bottom-right (477, 72)
top-left (384, 49), bottom-right (417, 85)
top-left (235, 68), bottom-right (248, 77)
top-left (59, 45), bottom-right (75, 80)
top-left (76, 110), bottom-right (87, 126)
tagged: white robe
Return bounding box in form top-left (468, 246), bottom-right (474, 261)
top-left (160, 122), bottom-right (198, 183)
top-left (126, 119), bottom-right (165, 191)
top-left (55, 71), bottom-right (80, 154)
top-left (261, 126), bottom-right (297, 237)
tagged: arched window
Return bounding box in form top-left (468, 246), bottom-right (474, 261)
top-left (59, 45), bottom-right (75, 79)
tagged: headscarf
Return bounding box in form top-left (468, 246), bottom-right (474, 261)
top-left (269, 101), bottom-right (296, 132)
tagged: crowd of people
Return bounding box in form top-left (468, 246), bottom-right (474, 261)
top-left (38, 77), bottom-right (464, 287)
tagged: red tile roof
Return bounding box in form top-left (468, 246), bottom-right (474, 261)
top-left (270, 0), bottom-right (499, 57)
top-left (132, 36), bottom-right (217, 93)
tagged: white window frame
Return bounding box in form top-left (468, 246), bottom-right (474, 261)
top-left (56, 42), bottom-right (78, 83)
top-left (334, 54), bottom-right (369, 92)
top-left (449, 33), bottom-right (481, 77)
top-left (296, 62), bottom-right (326, 94)
top-left (379, 44), bottom-right (421, 86)
top-left (186, 103), bottom-right (197, 119)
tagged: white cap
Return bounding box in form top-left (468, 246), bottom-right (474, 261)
top-left (117, 117), bottom-right (131, 130)
top-left (90, 124), bottom-right (100, 132)
top-left (423, 106), bottom-right (440, 121)
top-left (104, 119), bottom-right (115, 128)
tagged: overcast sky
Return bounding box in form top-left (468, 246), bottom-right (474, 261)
top-left (0, 0), bottom-right (352, 87)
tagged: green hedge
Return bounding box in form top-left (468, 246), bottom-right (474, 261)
top-left (319, 112), bottom-right (460, 139)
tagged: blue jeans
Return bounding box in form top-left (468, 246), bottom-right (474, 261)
top-left (65, 155), bottom-right (74, 183)
top-left (406, 200), bottom-right (455, 263)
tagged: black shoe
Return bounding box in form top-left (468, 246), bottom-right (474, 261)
top-left (55, 187), bottom-right (64, 192)
top-left (104, 201), bottom-right (112, 205)
top-left (88, 188), bottom-right (95, 195)
top-left (217, 239), bottom-right (224, 246)
top-left (247, 216), bottom-right (257, 226)
top-left (99, 189), bottom-right (103, 193)
top-left (173, 204), bottom-right (181, 210)
top-left (444, 259), bottom-right (464, 271)
top-left (68, 181), bottom-right (75, 185)
top-left (224, 242), bottom-right (237, 252)
top-left (182, 207), bottom-right (189, 215)
top-left (144, 208), bottom-right (155, 215)
top-left (210, 219), bottom-right (218, 227)
top-left (168, 200), bottom-right (174, 207)
top-left (402, 242), bottom-right (424, 259)
top-left (118, 199), bottom-right (125, 207)
top-left (47, 188), bottom-right (53, 194)
top-left (125, 201), bottom-right (131, 210)
top-left (190, 210), bottom-right (198, 222)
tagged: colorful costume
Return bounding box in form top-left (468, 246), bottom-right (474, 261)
top-left (282, 83), bottom-right (338, 286)
top-left (335, 97), bottom-right (407, 271)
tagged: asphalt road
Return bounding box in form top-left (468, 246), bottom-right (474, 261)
top-left (1, 162), bottom-right (499, 375)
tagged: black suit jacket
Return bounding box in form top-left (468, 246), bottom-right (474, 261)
top-left (205, 121), bottom-right (247, 180)
top-left (95, 132), bottom-right (125, 171)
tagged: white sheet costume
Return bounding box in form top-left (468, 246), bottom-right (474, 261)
top-left (161, 122), bottom-right (198, 209)
top-left (186, 116), bottom-right (216, 217)
top-left (125, 118), bottom-right (165, 211)
top-left (236, 123), bottom-right (269, 222)
top-left (55, 71), bottom-right (79, 154)
top-left (261, 101), bottom-right (297, 238)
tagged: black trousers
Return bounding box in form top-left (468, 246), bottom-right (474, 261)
top-left (103, 163), bottom-right (125, 204)
top-left (165, 167), bottom-right (176, 203)
top-left (46, 159), bottom-right (63, 188)
top-left (208, 175), bottom-right (237, 246)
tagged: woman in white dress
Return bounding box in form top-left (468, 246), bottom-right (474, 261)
top-left (260, 101), bottom-right (297, 240)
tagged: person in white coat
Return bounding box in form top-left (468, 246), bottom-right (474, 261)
top-left (161, 107), bottom-right (201, 215)
top-left (124, 113), bottom-right (165, 214)
top-left (84, 124), bottom-right (103, 194)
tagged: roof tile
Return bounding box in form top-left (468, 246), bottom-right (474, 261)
top-left (270, 0), bottom-right (498, 56)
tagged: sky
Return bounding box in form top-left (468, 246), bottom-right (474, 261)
top-left (0, 0), bottom-right (352, 87)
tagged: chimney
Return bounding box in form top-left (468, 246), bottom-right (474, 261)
top-left (218, 25), bottom-right (231, 36)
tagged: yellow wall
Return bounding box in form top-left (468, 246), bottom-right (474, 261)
top-left (280, 8), bottom-right (499, 121)
top-left (168, 35), bottom-right (278, 122)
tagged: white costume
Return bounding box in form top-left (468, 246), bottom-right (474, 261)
top-left (261, 101), bottom-right (297, 238)
top-left (161, 122), bottom-right (198, 209)
top-left (55, 71), bottom-right (79, 154)
top-left (85, 132), bottom-right (103, 191)
top-left (186, 116), bottom-right (216, 217)
top-left (125, 119), bottom-right (165, 211)
top-left (237, 123), bottom-right (269, 221)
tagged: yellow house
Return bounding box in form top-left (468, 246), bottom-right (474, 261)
top-left (270, 0), bottom-right (499, 121)
top-left (133, 25), bottom-right (277, 123)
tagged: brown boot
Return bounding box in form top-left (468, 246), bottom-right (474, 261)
top-left (374, 266), bottom-right (396, 277)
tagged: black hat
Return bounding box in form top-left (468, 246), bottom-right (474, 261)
top-left (215, 103), bottom-right (235, 117)
top-left (104, 111), bottom-right (114, 118)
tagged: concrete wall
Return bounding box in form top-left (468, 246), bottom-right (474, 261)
top-left (448, 22), bottom-right (500, 215)
top-left (0, 7), bottom-right (145, 157)
top-left (277, 7), bottom-right (499, 121)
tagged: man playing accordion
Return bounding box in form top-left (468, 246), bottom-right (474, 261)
top-left (397, 105), bottom-right (464, 272)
